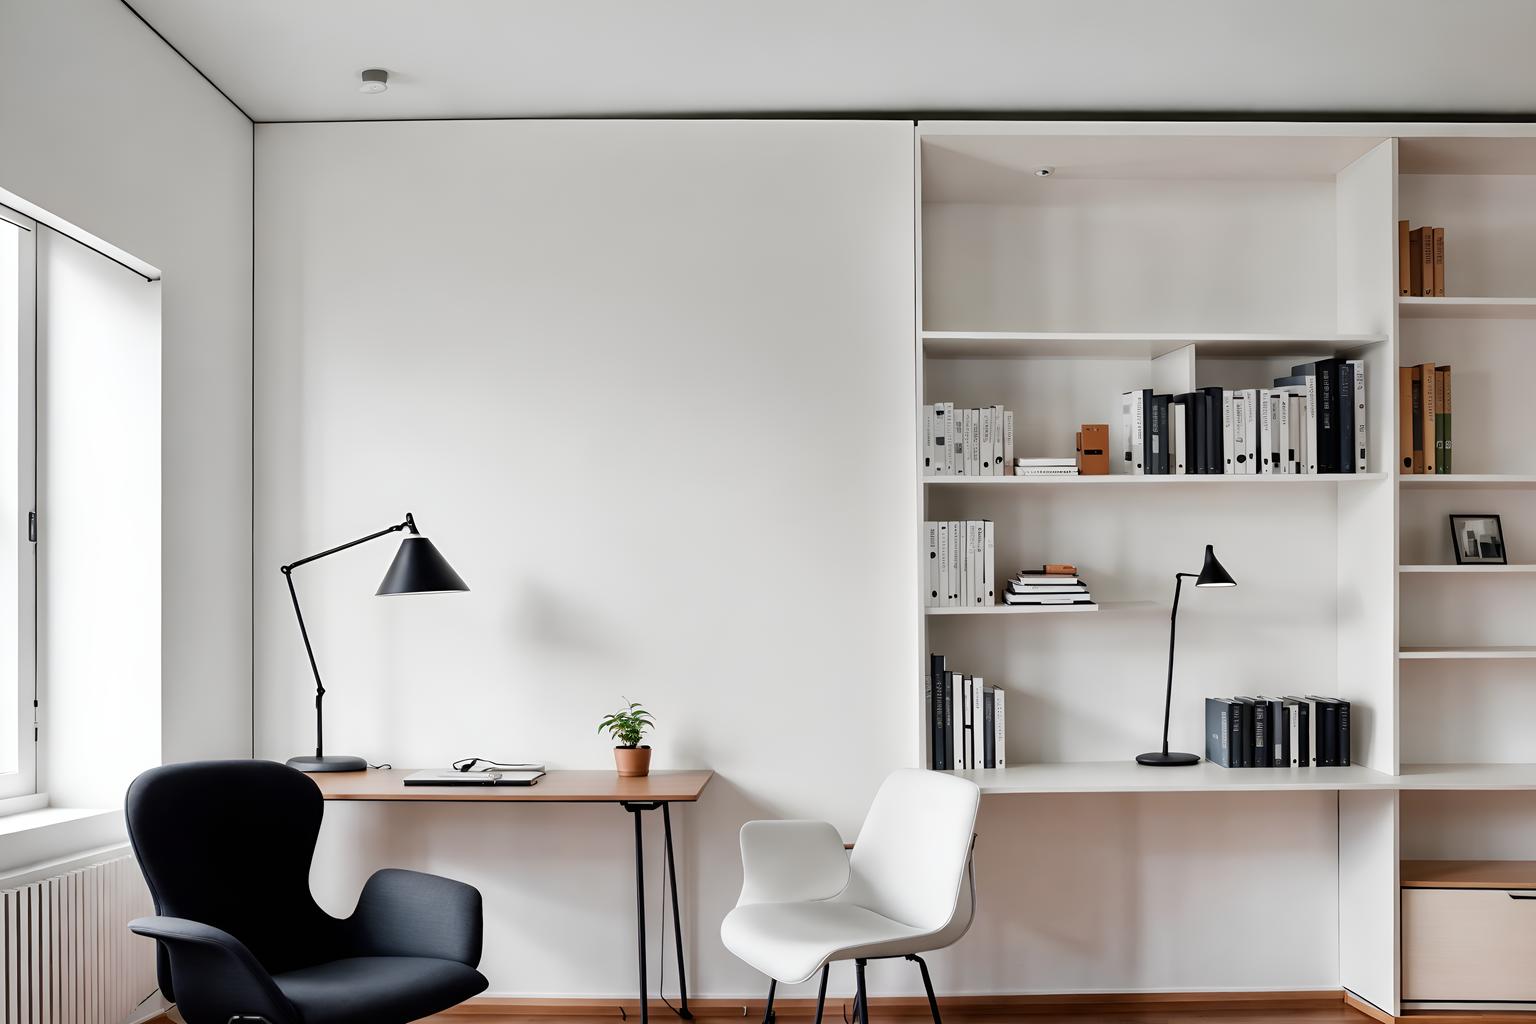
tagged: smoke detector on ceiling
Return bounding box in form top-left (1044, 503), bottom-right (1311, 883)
top-left (359, 69), bottom-right (389, 94)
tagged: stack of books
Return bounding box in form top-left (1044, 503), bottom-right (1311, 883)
top-left (1398, 221), bottom-right (1445, 297)
top-left (1003, 566), bottom-right (1094, 607)
top-left (922, 402), bottom-right (1013, 476)
top-left (923, 520), bottom-right (995, 608)
top-left (1119, 359), bottom-right (1367, 476)
top-left (927, 654), bottom-right (1006, 770)
top-left (1399, 363), bottom-right (1452, 474)
top-left (1204, 696), bottom-right (1351, 768)
top-left (1015, 457), bottom-right (1078, 478)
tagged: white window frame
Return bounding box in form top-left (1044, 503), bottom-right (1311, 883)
top-left (0, 202), bottom-right (38, 807)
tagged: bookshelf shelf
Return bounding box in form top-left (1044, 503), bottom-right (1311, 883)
top-left (924, 473), bottom-right (1387, 487)
top-left (1398, 296), bottom-right (1536, 320)
top-left (925, 600), bottom-right (1157, 616)
top-left (921, 331), bottom-right (1387, 360)
top-left (1398, 764), bottom-right (1536, 790)
top-left (1399, 646), bottom-right (1536, 660)
top-left (1399, 474), bottom-right (1536, 489)
top-left (1399, 564), bottom-right (1536, 574)
top-left (947, 762), bottom-right (1394, 795)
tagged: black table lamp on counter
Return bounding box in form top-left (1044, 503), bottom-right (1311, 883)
top-left (282, 512), bottom-right (468, 772)
top-left (1137, 544), bottom-right (1236, 767)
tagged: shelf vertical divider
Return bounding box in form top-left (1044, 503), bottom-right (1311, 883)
top-left (1335, 137), bottom-right (1401, 1017)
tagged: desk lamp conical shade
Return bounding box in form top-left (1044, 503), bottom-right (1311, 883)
top-left (377, 534), bottom-right (469, 595)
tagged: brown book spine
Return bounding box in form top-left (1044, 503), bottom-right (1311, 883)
top-left (1398, 220), bottom-right (1411, 296)
top-left (1420, 227), bottom-right (1435, 296)
top-left (1408, 229), bottom-right (1424, 296)
top-left (1433, 227), bottom-right (1446, 296)
top-left (1419, 361), bottom-right (1437, 472)
top-left (1399, 366), bottom-right (1415, 474)
top-left (1410, 366), bottom-right (1424, 473)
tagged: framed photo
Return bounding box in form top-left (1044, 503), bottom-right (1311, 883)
top-left (1449, 514), bottom-right (1508, 565)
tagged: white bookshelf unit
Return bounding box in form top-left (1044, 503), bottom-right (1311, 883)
top-left (914, 122), bottom-right (1536, 1019)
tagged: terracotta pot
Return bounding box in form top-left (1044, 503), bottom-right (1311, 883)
top-left (614, 745), bottom-right (652, 778)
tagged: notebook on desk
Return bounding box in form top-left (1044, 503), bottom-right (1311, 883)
top-left (403, 770), bottom-right (544, 786)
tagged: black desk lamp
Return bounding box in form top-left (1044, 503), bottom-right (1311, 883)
top-left (1136, 544), bottom-right (1236, 767)
top-left (281, 512), bottom-right (468, 773)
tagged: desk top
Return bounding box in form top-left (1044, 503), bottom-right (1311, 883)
top-left (312, 768), bottom-right (714, 804)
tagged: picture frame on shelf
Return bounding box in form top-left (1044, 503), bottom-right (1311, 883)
top-left (1449, 514), bottom-right (1508, 565)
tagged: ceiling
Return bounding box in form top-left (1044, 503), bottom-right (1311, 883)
top-left (127, 0), bottom-right (1536, 123)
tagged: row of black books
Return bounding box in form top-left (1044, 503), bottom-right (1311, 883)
top-left (1119, 358), bottom-right (1367, 475)
top-left (927, 654), bottom-right (1006, 770)
top-left (1205, 696), bottom-right (1352, 768)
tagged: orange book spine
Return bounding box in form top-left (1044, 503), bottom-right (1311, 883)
top-left (1398, 220), bottom-right (1411, 296)
top-left (1419, 227), bottom-right (1435, 296)
top-left (1399, 366), bottom-right (1416, 474)
top-left (1433, 227), bottom-right (1445, 296)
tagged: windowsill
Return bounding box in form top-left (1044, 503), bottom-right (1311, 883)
top-left (0, 805), bottom-right (126, 882)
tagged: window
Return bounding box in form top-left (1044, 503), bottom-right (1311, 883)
top-left (0, 204), bottom-right (37, 802)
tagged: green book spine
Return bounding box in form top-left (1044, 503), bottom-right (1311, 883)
top-left (1443, 409), bottom-right (1452, 473)
top-left (1436, 410), bottom-right (1448, 473)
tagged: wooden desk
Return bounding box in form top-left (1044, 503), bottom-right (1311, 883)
top-left (316, 769), bottom-right (714, 1023)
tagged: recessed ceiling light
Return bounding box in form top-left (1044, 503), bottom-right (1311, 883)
top-left (359, 69), bottom-right (389, 94)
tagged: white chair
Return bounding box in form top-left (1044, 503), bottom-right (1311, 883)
top-left (720, 769), bottom-right (981, 1024)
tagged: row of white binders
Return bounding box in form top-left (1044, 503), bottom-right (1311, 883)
top-left (924, 520), bottom-right (994, 608)
top-left (922, 403), bottom-right (1013, 476)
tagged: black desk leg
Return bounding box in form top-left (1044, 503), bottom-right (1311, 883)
top-left (631, 805), bottom-right (649, 1024)
top-left (661, 802), bottom-right (694, 1019)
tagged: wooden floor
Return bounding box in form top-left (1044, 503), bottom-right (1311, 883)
top-left (422, 1004), bottom-right (1379, 1024)
top-left (427, 1007), bottom-right (1376, 1024)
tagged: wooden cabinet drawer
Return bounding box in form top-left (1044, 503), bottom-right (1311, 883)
top-left (1404, 887), bottom-right (1536, 1001)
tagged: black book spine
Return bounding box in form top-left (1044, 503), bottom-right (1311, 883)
top-left (1237, 699), bottom-right (1255, 767)
top-left (1316, 360), bottom-right (1341, 473)
top-left (1142, 390), bottom-right (1158, 474)
top-left (1267, 699), bottom-right (1285, 767)
top-left (929, 653), bottom-right (946, 770)
top-left (1252, 700), bottom-right (1269, 767)
top-left (942, 671), bottom-right (955, 770)
top-left (1316, 701), bottom-right (1337, 767)
top-left (1336, 362), bottom-right (1355, 474)
top-left (1228, 701), bottom-right (1243, 764)
top-left (1200, 387), bottom-right (1225, 475)
top-left (1157, 395), bottom-right (1172, 474)
top-left (1295, 699), bottom-right (1310, 766)
top-left (1190, 397), bottom-right (1206, 474)
top-left (983, 690), bottom-right (995, 769)
top-left (1206, 698), bottom-right (1232, 767)
top-left (1336, 700), bottom-right (1351, 766)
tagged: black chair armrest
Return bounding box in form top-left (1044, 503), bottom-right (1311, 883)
top-left (129, 916), bottom-right (298, 1024)
top-left (345, 868), bottom-right (483, 966)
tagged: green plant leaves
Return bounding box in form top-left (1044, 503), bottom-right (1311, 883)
top-left (597, 697), bottom-right (654, 748)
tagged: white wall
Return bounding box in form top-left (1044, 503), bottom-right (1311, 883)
top-left (38, 229), bottom-right (162, 808)
top-left (255, 120), bottom-right (1345, 1000)
top-left (0, 0), bottom-right (253, 779)
top-left (254, 119), bottom-right (918, 997)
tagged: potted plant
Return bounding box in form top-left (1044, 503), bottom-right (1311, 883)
top-left (598, 698), bottom-right (655, 777)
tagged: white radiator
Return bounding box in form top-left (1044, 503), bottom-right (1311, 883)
top-left (1, 853), bottom-right (156, 1024)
